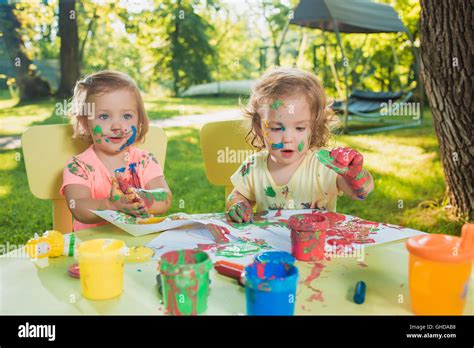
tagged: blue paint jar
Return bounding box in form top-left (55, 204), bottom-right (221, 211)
top-left (244, 251), bottom-right (299, 315)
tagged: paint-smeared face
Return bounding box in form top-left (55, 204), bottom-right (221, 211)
top-left (86, 88), bottom-right (139, 154)
top-left (260, 95), bottom-right (312, 165)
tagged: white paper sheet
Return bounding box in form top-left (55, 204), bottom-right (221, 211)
top-left (90, 210), bottom-right (232, 237)
top-left (145, 209), bottom-right (426, 266)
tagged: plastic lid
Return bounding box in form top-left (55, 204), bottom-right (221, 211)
top-left (406, 231), bottom-right (474, 263)
top-left (125, 246), bottom-right (154, 262)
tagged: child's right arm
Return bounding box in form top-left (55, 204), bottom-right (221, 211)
top-left (64, 179), bottom-right (147, 224)
top-left (225, 188), bottom-right (255, 223)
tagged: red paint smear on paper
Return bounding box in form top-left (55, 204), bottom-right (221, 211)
top-left (197, 243), bottom-right (217, 251)
top-left (275, 209), bottom-right (282, 217)
top-left (327, 238), bottom-right (352, 246)
top-left (306, 290), bottom-right (324, 302)
top-left (319, 212), bottom-right (381, 250)
top-left (206, 224), bottom-right (230, 244)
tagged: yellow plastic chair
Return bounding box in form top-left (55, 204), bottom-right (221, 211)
top-left (22, 124), bottom-right (167, 233)
top-left (200, 120), bottom-right (256, 199)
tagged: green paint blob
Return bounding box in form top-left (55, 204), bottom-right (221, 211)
top-left (316, 149), bottom-right (349, 175)
top-left (298, 141), bottom-right (304, 152)
top-left (92, 124), bottom-right (103, 136)
top-left (281, 124), bottom-right (286, 131)
top-left (150, 189), bottom-right (167, 202)
top-left (271, 99), bottom-right (284, 110)
top-left (160, 250), bottom-right (212, 315)
top-left (137, 189), bottom-right (168, 205)
top-left (264, 186), bottom-right (276, 197)
top-left (215, 239), bottom-right (272, 258)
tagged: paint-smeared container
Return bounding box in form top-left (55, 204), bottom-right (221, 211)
top-left (406, 223), bottom-right (474, 315)
top-left (159, 249), bottom-right (212, 315)
top-left (288, 213), bottom-right (329, 261)
top-left (244, 251), bottom-right (298, 315)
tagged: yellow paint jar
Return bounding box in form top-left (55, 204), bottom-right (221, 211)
top-left (77, 239), bottom-right (126, 300)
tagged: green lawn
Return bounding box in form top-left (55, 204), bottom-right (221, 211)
top-left (0, 93), bottom-right (466, 253)
top-left (0, 90), bottom-right (240, 137)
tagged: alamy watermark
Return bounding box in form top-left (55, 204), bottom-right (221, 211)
top-left (324, 244), bottom-right (365, 262)
top-left (217, 147), bottom-right (256, 164)
top-left (380, 100), bottom-right (420, 120)
top-left (54, 99), bottom-right (96, 119)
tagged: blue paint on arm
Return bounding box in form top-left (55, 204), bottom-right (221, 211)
top-left (129, 162), bottom-right (137, 173)
top-left (114, 167), bottom-right (126, 173)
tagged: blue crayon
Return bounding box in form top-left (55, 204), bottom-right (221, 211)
top-left (354, 281), bottom-right (366, 304)
top-left (119, 125), bottom-right (137, 151)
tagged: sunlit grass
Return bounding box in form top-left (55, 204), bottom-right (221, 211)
top-left (144, 96), bottom-right (239, 120)
top-left (0, 94), bottom-right (239, 136)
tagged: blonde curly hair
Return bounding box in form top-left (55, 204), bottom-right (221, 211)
top-left (242, 67), bottom-right (339, 150)
top-left (70, 70), bottom-right (149, 144)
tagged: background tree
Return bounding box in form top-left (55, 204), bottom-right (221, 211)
top-left (57, 0), bottom-right (80, 98)
top-left (0, 3), bottom-right (51, 100)
top-left (257, 0), bottom-right (292, 66)
top-left (167, 0), bottom-right (216, 95)
top-left (419, 0), bottom-right (473, 219)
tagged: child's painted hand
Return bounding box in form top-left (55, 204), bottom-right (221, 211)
top-left (109, 178), bottom-right (148, 216)
top-left (226, 201), bottom-right (254, 223)
top-left (317, 147), bottom-right (372, 199)
top-left (329, 147), bottom-right (364, 178)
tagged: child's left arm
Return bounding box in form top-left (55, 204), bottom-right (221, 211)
top-left (330, 147), bottom-right (374, 200)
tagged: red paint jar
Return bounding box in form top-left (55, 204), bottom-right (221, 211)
top-left (288, 213), bottom-right (329, 261)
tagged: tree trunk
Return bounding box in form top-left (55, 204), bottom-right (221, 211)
top-left (0, 4), bottom-right (51, 100)
top-left (57, 0), bottom-right (80, 98)
top-left (170, 0), bottom-right (182, 97)
top-left (419, 0), bottom-right (474, 219)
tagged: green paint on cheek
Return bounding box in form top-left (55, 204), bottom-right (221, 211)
top-left (105, 138), bottom-right (110, 143)
top-left (298, 141), bottom-right (304, 152)
top-left (92, 124), bottom-right (103, 136)
top-left (96, 139), bottom-right (101, 144)
top-left (113, 194), bottom-right (120, 202)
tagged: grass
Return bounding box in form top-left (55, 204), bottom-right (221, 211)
top-left (0, 89), bottom-right (239, 137)
top-left (0, 92), bottom-right (466, 253)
